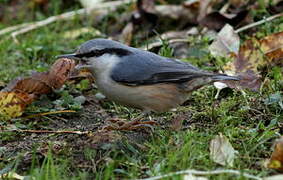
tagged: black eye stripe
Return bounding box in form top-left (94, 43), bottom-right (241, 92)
top-left (76, 50), bottom-right (103, 58)
top-left (76, 48), bottom-right (131, 58)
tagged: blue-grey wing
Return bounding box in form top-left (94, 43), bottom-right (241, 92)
top-left (110, 50), bottom-right (210, 85)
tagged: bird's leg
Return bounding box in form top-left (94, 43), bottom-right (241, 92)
top-left (102, 111), bottom-right (157, 131)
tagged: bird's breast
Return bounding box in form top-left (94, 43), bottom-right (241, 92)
top-left (95, 71), bottom-right (187, 112)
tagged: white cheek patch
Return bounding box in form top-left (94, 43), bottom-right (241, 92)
top-left (91, 54), bottom-right (121, 73)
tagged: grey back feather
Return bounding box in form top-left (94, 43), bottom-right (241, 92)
top-left (110, 47), bottom-right (213, 85)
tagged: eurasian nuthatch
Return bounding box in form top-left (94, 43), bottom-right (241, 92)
top-left (57, 39), bottom-right (239, 113)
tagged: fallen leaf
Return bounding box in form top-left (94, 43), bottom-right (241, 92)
top-left (48, 58), bottom-right (76, 89)
top-left (0, 92), bottom-right (34, 119)
top-left (3, 73), bottom-right (53, 95)
top-left (120, 22), bottom-right (134, 45)
top-left (209, 24), bottom-right (241, 91)
top-left (224, 31), bottom-right (283, 90)
top-left (234, 31), bottom-right (283, 73)
top-left (210, 133), bottom-right (237, 167)
top-left (199, 10), bottom-right (248, 30)
top-left (223, 72), bottom-right (261, 91)
top-left (209, 24), bottom-right (240, 57)
top-left (0, 58), bottom-right (75, 119)
top-left (211, 29), bottom-right (283, 91)
top-left (183, 174), bottom-right (208, 180)
top-left (267, 136), bottom-right (283, 171)
top-left (3, 58), bottom-right (75, 94)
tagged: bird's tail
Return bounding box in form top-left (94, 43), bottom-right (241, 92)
top-left (180, 73), bottom-right (240, 92)
top-left (211, 74), bottom-right (240, 81)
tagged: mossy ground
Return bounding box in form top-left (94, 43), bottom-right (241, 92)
top-left (0, 1), bottom-right (282, 179)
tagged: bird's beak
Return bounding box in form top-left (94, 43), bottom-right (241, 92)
top-left (56, 53), bottom-right (80, 60)
top-left (56, 54), bottom-right (92, 71)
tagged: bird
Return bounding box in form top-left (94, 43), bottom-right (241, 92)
top-left (57, 38), bottom-right (239, 129)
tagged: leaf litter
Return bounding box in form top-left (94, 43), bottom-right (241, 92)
top-left (1, 0), bottom-right (283, 179)
top-left (210, 25), bottom-right (283, 91)
top-left (210, 133), bottom-right (238, 167)
top-left (0, 58), bottom-right (75, 119)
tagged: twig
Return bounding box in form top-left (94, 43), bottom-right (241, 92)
top-left (139, 169), bottom-right (262, 180)
top-left (2, 129), bottom-right (89, 135)
top-left (6, 0), bottom-right (135, 43)
top-left (0, 22), bottom-right (32, 36)
top-left (23, 110), bottom-right (76, 119)
top-left (235, 13), bottom-right (283, 33)
top-left (11, 9), bottom-right (85, 43)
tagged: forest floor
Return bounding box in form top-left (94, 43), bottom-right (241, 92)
top-left (0, 0), bottom-right (282, 179)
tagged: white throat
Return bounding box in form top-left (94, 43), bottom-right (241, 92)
top-left (89, 54), bottom-right (120, 76)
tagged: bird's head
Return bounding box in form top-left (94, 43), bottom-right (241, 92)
top-left (56, 38), bottom-right (132, 74)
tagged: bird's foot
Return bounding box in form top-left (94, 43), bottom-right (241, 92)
top-left (102, 117), bottom-right (157, 131)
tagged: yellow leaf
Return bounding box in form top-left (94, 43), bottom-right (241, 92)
top-left (0, 92), bottom-right (33, 119)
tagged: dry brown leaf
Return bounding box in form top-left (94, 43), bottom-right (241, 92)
top-left (199, 10), bottom-right (248, 30)
top-left (0, 58), bottom-right (75, 119)
top-left (234, 31), bottom-right (283, 73)
top-left (211, 29), bottom-right (283, 91)
top-left (48, 58), bottom-right (75, 89)
top-left (223, 31), bottom-right (283, 90)
top-left (267, 136), bottom-right (283, 171)
top-left (3, 58), bottom-right (75, 94)
top-left (3, 73), bottom-right (53, 95)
